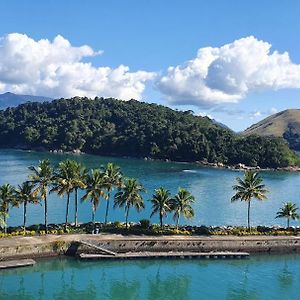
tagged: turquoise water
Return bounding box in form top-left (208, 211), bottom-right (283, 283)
top-left (1, 149), bottom-right (300, 227)
top-left (0, 255), bottom-right (300, 299)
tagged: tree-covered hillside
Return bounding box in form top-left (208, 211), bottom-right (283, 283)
top-left (0, 97), bottom-right (298, 168)
top-left (243, 109), bottom-right (300, 151)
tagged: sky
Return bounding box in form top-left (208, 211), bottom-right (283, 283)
top-left (0, 0), bottom-right (300, 131)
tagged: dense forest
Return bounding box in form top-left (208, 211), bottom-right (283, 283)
top-left (0, 97), bottom-right (299, 168)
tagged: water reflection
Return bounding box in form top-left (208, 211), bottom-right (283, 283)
top-left (0, 256), bottom-right (300, 299)
top-left (147, 267), bottom-right (190, 300)
top-left (278, 261), bottom-right (294, 289)
top-left (54, 281), bottom-right (98, 300)
top-left (109, 281), bottom-right (140, 300)
top-left (226, 265), bottom-right (259, 300)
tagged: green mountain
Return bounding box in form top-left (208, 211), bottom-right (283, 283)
top-left (0, 92), bottom-right (52, 110)
top-left (243, 109), bottom-right (300, 150)
top-left (0, 97), bottom-right (298, 168)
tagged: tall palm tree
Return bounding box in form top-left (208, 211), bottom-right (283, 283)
top-left (0, 211), bottom-right (7, 230)
top-left (231, 171), bottom-right (268, 230)
top-left (103, 163), bottom-right (122, 224)
top-left (51, 160), bottom-right (75, 230)
top-left (276, 202), bottom-right (299, 228)
top-left (150, 187), bottom-right (172, 228)
top-left (0, 184), bottom-right (15, 233)
top-left (14, 181), bottom-right (39, 233)
top-left (72, 161), bottom-right (87, 226)
top-left (29, 159), bottom-right (53, 233)
top-left (114, 178), bottom-right (145, 229)
top-left (81, 169), bottom-right (107, 227)
top-left (171, 188), bottom-right (195, 229)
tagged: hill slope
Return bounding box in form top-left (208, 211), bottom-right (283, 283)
top-left (0, 92), bottom-right (52, 109)
top-left (243, 109), bottom-right (300, 150)
top-left (0, 97), bottom-right (298, 168)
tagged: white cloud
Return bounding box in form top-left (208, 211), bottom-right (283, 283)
top-left (249, 111), bottom-right (262, 119)
top-left (0, 33), bottom-right (156, 99)
top-left (270, 107), bottom-right (278, 114)
top-left (198, 111), bottom-right (213, 119)
top-left (157, 36), bottom-right (300, 107)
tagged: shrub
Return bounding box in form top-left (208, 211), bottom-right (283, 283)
top-left (194, 225), bottom-right (211, 235)
top-left (139, 219), bottom-right (150, 229)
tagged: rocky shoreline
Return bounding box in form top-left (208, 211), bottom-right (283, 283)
top-left (196, 160), bottom-right (300, 172)
top-left (6, 146), bottom-right (300, 172)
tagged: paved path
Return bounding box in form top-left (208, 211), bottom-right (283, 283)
top-left (0, 233), bottom-right (299, 247)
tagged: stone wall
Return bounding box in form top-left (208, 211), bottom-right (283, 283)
top-left (77, 237), bottom-right (300, 255)
top-left (1, 235), bottom-right (300, 260)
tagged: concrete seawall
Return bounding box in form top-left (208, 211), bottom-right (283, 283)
top-left (0, 234), bottom-right (300, 260)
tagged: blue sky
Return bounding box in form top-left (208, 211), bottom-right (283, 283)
top-left (0, 0), bottom-right (300, 131)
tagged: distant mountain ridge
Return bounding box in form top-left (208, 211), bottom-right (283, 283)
top-left (243, 109), bottom-right (300, 150)
top-left (0, 92), bottom-right (52, 109)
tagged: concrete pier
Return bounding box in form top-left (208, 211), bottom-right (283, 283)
top-left (0, 259), bottom-right (36, 270)
top-left (79, 251), bottom-right (249, 260)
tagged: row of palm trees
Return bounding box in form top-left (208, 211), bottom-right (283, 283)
top-left (0, 159), bottom-right (195, 233)
top-left (1, 163), bottom-right (299, 234)
top-left (231, 171), bottom-right (299, 229)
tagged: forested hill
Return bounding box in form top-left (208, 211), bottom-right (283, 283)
top-left (0, 97), bottom-right (298, 168)
top-left (243, 109), bottom-right (300, 151)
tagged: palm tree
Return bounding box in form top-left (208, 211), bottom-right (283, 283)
top-left (114, 178), bottom-right (145, 229)
top-left (150, 187), bottom-right (172, 228)
top-left (72, 161), bottom-right (87, 226)
top-left (29, 159), bottom-right (53, 233)
top-left (231, 171), bottom-right (268, 230)
top-left (103, 163), bottom-right (122, 224)
top-left (0, 211), bottom-right (7, 230)
top-left (276, 202), bottom-right (299, 228)
top-left (81, 169), bottom-right (107, 227)
top-left (171, 188), bottom-right (195, 229)
top-left (14, 181), bottom-right (39, 233)
top-left (51, 160), bottom-right (75, 230)
top-left (0, 184), bottom-right (15, 233)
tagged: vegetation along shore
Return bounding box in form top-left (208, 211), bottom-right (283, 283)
top-left (0, 97), bottom-right (299, 169)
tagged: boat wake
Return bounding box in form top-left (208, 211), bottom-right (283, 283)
top-left (182, 169), bottom-right (198, 173)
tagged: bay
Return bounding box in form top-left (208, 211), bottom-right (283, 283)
top-left (1, 149), bottom-right (300, 228)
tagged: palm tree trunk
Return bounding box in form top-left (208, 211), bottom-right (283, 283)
top-left (104, 193), bottom-right (110, 224)
top-left (75, 188), bottom-right (78, 227)
top-left (23, 201), bottom-right (27, 233)
top-left (65, 192), bottom-right (70, 230)
top-left (125, 206), bottom-right (130, 229)
top-left (4, 210), bottom-right (7, 234)
top-left (92, 203), bottom-right (96, 226)
top-left (287, 218), bottom-right (290, 228)
top-left (176, 215), bottom-right (180, 229)
top-left (45, 196), bottom-right (48, 234)
top-left (160, 210), bottom-right (163, 228)
top-left (247, 200), bottom-right (251, 231)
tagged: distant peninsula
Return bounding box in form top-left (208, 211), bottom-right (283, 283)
top-left (0, 96), bottom-right (299, 169)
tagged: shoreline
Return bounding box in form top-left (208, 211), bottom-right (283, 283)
top-left (1, 234), bottom-right (300, 261)
top-left (3, 147), bottom-right (300, 172)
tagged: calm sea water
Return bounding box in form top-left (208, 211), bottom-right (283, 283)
top-left (1, 149), bottom-right (300, 227)
top-left (0, 255), bottom-right (300, 300)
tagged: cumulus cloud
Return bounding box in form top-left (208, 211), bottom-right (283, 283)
top-left (198, 111), bottom-right (213, 119)
top-left (249, 111), bottom-right (262, 119)
top-left (270, 107), bottom-right (278, 114)
top-left (0, 33), bottom-right (156, 99)
top-left (157, 36), bottom-right (300, 107)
